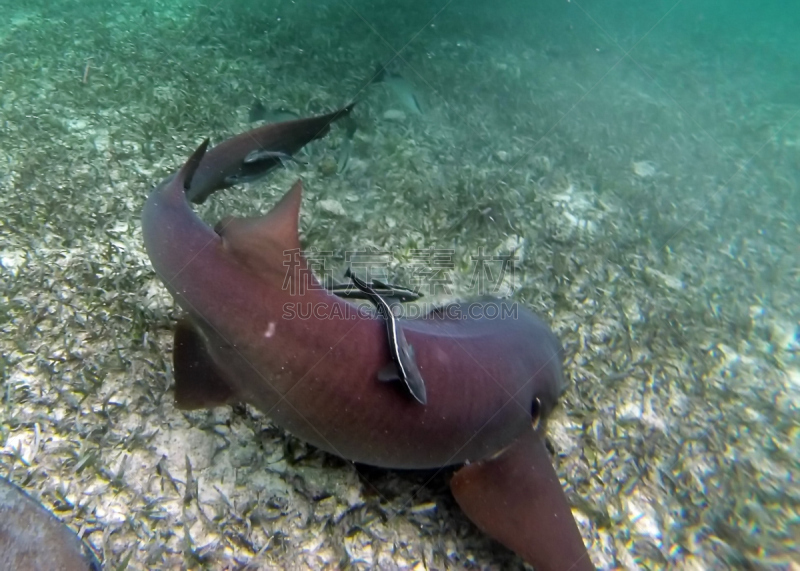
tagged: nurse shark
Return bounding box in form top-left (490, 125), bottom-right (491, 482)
top-left (141, 136), bottom-right (594, 571)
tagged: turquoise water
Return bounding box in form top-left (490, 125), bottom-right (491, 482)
top-left (0, 0), bottom-right (797, 569)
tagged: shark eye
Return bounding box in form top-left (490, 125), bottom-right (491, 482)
top-left (531, 397), bottom-right (542, 430)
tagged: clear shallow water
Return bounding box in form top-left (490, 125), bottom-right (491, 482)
top-left (0, 0), bottom-right (797, 568)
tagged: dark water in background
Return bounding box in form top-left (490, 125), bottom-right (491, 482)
top-left (0, 0), bottom-right (798, 569)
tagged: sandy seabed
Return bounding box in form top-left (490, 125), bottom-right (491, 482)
top-left (0, 1), bottom-right (798, 569)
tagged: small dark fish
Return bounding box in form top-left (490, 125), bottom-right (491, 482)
top-left (248, 99), bottom-right (267, 122)
top-left (0, 478), bottom-right (101, 571)
top-left (249, 100), bottom-right (302, 124)
top-left (337, 135), bottom-right (353, 174)
top-left (371, 65), bottom-right (423, 115)
top-left (345, 267), bottom-right (427, 405)
top-left (326, 276), bottom-right (423, 303)
top-left (265, 107), bottom-right (301, 123)
top-left (336, 115), bottom-right (358, 174)
top-left (243, 149), bottom-right (305, 168)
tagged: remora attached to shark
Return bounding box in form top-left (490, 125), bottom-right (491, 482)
top-left (184, 104), bottom-right (354, 204)
top-left (142, 142), bottom-right (595, 570)
top-left (344, 267), bottom-right (427, 405)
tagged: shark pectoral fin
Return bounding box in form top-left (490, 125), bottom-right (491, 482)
top-left (173, 319), bottom-right (235, 410)
top-left (377, 362), bottom-right (402, 382)
top-left (214, 180), bottom-right (304, 277)
top-left (450, 430), bottom-right (594, 571)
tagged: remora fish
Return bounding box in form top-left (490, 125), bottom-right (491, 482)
top-left (344, 267), bottom-right (427, 405)
top-left (0, 478), bottom-right (101, 571)
top-left (185, 104), bottom-right (354, 204)
top-left (326, 276), bottom-right (423, 303)
top-left (141, 143), bottom-right (595, 571)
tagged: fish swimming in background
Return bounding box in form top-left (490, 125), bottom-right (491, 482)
top-left (0, 478), bottom-right (101, 571)
top-left (248, 100), bottom-right (301, 124)
top-left (336, 113), bottom-right (358, 173)
top-left (185, 104), bottom-right (354, 204)
top-left (141, 141), bottom-right (595, 571)
top-left (372, 65), bottom-right (424, 115)
top-left (247, 99), bottom-right (268, 122)
top-left (344, 267), bottom-right (427, 405)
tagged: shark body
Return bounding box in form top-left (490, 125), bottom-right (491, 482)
top-left (142, 139), bottom-right (594, 571)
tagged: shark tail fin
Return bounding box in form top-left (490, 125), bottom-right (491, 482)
top-left (179, 139), bottom-right (210, 192)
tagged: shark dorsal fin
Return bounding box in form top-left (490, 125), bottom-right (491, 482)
top-left (215, 179), bottom-right (303, 277)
